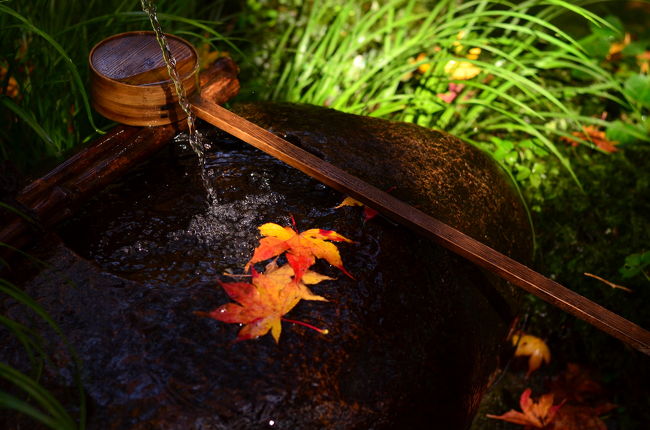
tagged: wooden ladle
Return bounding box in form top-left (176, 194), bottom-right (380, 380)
top-left (89, 31), bottom-right (650, 355)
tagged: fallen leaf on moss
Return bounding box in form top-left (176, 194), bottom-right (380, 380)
top-left (0, 66), bottom-right (20, 98)
top-left (551, 403), bottom-right (616, 430)
top-left (246, 222), bottom-right (353, 282)
top-left (487, 388), bottom-right (563, 428)
top-left (607, 32), bottom-right (631, 60)
top-left (444, 59), bottom-right (481, 80)
top-left (512, 331), bottom-right (551, 377)
top-left (334, 197), bottom-right (364, 209)
top-left (561, 125), bottom-right (619, 153)
top-left (548, 363), bottom-right (605, 404)
top-left (466, 47), bottom-right (482, 60)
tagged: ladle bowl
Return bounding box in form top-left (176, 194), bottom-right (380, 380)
top-left (89, 31), bottom-right (198, 126)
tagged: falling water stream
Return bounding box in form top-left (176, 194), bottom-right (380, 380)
top-left (140, 0), bottom-right (216, 201)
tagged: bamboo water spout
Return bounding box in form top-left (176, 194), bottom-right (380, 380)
top-left (0, 57), bottom-right (239, 257)
top-left (87, 32), bottom-right (650, 355)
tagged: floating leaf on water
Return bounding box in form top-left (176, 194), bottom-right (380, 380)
top-left (246, 222), bottom-right (354, 282)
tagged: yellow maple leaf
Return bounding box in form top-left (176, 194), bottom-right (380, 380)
top-left (512, 332), bottom-right (551, 377)
top-left (444, 59), bottom-right (481, 80)
top-left (334, 196), bottom-right (364, 209)
top-left (466, 47), bottom-right (481, 61)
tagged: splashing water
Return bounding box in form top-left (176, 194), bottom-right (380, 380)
top-left (140, 0), bottom-right (216, 202)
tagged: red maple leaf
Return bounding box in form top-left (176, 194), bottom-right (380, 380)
top-left (487, 388), bottom-right (563, 428)
top-left (551, 404), bottom-right (616, 430)
top-left (548, 363), bottom-right (605, 404)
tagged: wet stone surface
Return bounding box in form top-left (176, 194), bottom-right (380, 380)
top-left (2, 103), bottom-right (531, 429)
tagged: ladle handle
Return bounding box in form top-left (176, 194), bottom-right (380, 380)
top-left (190, 95), bottom-right (650, 356)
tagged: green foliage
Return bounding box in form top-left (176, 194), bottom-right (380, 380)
top-left (535, 145), bottom-right (650, 315)
top-left (0, 276), bottom-right (85, 429)
top-left (620, 251), bottom-right (650, 280)
top-left (240, 0), bottom-right (646, 188)
top-left (624, 74), bottom-right (650, 108)
top-left (0, 0), bottom-right (229, 170)
top-left (481, 137), bottom-right (559, 213)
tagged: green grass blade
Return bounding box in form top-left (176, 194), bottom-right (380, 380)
top-left (0, 4), bottom-right (101, 134)
top-left (0, 391), bottom-right (61, 430)
top-left (0, 363), bottom-right (76, 430)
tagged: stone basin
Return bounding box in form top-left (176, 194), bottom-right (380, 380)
top-left (1, 102), bottom-right (531, 429)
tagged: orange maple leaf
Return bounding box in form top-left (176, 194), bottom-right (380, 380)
top-left (561, 125), bottom-right (619, 153)
top-left (487, 388), bottom-right (563, 428)
top-left (607, 32), bottom-right (631, 60)
top-left (0, 66), bottom-right (20, 99)
top-left (245, 222), bottom-right (354, 281)
top-left (512, 331), bottom-right (551, 377)
top-left (196, 264), bottom-right (332, 343)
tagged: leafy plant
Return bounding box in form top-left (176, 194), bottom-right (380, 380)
top-left (242, 1), bottom-right (643, 186)
top-left (0, 0), bottom-right (231, 170)
top-left (619, 251), bottom-right (650, 281)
